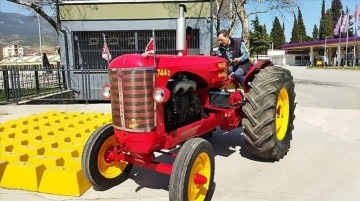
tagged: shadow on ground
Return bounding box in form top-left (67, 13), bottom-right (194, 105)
top-left (123, 126), bottom-right (273, 195)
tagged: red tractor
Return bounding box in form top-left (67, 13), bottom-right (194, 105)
top-left (81, 4), bottom-right (295, 201)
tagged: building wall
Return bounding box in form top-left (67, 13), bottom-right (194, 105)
top-left (58, 1), bottom-right (212, 70)
top-left (2, 44), bottom-right (24, 58)
top-left (59, 2), bottom-right (211, 20)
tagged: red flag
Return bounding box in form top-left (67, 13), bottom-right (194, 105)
top-left (142, 38), bottom-right (155, 56)
top-left (102, 33), bottom-right (112, 61)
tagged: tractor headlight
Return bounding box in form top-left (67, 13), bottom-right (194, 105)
top-left (102, 84), bottom-right (111, 99)
top-left (153, 87), bottom-right (170, 103)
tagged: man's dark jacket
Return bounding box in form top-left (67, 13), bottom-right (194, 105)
top-left (218, 37), bottom-right (252, 73)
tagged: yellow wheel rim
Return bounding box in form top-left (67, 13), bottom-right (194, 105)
top-left (188, 152), bottom-right (211, 201)
top-left (98, 135), bottom-right (128, 178)
top-left (276, 88), bottom-right (290, 141)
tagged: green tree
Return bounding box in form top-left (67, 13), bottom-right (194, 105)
top-left (263, 24), bottom-right (268, 34)
top-left (319, 0), bottom-right (326, 39)
top-left (249, 16), bottom-right (271, 59)
top-left (323, 9), bottom-right (334, 39)
top-left (331, 0), bottom-right (343, 28)
top-left (270, 17), bottom-right (285, 49)
top-left (312, 24), bottom-right (319, 40)
top-left (290, 15), bottom-right (300, 43)
top-left (297, 7), bottom-right (307, 42)
top-left (282, 22), bottom-right (286, 42)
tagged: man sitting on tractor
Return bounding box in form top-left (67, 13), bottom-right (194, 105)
top-left (216, 29), bottom-right (252, 84)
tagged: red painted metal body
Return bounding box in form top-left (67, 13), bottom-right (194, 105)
top-left (106, 53), bottom-right (272, 175)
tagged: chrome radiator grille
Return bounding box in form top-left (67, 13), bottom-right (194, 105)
top-left (108, 68), bottom-right (155, 132)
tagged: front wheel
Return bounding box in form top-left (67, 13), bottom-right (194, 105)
top-left (169, 138), bottom-right (215, 201)
top-left (242, 66), bottom-right (296, 160)
top-left (81, 123), bottom-right (133, 190)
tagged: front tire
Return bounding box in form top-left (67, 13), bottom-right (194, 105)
top-left (242, 66), bottom-right (296, 160)
top-left (169, 138), bottom-right (215, 201)
top-left (81, 123), bottom-right (133, 190)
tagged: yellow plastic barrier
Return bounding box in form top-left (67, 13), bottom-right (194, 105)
top-left (0, 111), bottom-right (111, 196)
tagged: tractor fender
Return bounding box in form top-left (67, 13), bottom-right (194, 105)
top-left (172, 80), bottom-right (197, 94)
top-left (243, 59), bottom-right (273, 93)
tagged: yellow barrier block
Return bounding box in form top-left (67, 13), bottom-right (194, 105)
top-left (0, 162), bottom-right (46, 191)
top-left (13, 145), bottom-right (45, 156)
top-left (0, 138), bottom-right (26, 150)
top-left (28, 140), bottom-right (59, 149)
top-left (28, 156), bottom-right (65, 168)
top-left (58, 141), bottom-right (84, 148)
top-left (0, 152), bottom-right (29, 163)
top-left (0, 111), bottom-right (112, 196)
top-left (38, 167), bottom-right (91, 196)
top-left (63, 157), bottom-right (81, 168)
top-left (45, 148), bottom-right (80, 158)
top-left (0, 161), bottom-right (9, 185)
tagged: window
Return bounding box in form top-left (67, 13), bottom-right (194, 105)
top-left (72, 29), bottom-right (200, 69)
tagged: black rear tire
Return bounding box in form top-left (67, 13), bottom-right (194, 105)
top-left (242, 66), bottom-right (296, 160)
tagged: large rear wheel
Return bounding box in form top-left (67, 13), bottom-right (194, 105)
top-left (242, 66), bottom-right (296, 160)
top-left (169, 138), bottom-right (215, 201)
top-left (82, 123), bottom-right (133, 190)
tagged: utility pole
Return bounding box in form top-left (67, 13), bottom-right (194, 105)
top-left (37, 14), bottom-right (43, 69)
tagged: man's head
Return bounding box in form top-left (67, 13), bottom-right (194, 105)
top-left (217, 29), bottom-right (230, 46)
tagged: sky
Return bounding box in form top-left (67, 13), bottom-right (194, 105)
top-left (0, 0), bottom-right (358, 41)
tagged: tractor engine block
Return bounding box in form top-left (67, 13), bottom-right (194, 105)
top-left (165, 76), bottom-right (203, 131)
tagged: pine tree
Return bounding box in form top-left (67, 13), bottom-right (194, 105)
top-left (250, 16), bottom-right (271, 59)
top-left (263, 25), bottom-right (267, 34)
top-left (319, 0), bottom-right (326, 39)
top-left (270, 17), bottom-right (285, 49)
top-left (297, 7), bottom-right (307, 42)
top-left (331, 0), bottom-right (343, 28)
top-left (290, 15), bottom-right (300, 43)
top-left (312, 24), bottom-right (319, 40)
top-left (282, 22), bottom-right (286, 42)
top-left (323, 9), bottom-right (334, 38)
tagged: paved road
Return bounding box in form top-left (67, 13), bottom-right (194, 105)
top-left (1, 66), bottom-right (360, 201)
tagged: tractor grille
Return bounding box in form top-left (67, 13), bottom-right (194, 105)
top-left (108, 68), bottom-right (155, 132)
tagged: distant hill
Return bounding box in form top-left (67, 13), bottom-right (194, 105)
top-left (0, 12), bottom-right (58, 48)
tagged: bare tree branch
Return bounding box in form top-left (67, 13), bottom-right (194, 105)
top-left (231, 0), bottom-right (298, 46)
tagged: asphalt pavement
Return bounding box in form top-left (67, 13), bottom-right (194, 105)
top-left (1, 66), bottom-right (360, 201)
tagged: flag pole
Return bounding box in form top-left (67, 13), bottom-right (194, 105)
top-left (345, 17), bottom-right (349, 67)
top-left (152, 29), bottom-right (156, 67)
top-left (338, 14), bottom-right (342, 68)
top-left (355, 3), bottom-right (359, 66)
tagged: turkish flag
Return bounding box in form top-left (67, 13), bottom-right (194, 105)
top-left (142, 38), bottom-right (155, 56)
top-left (102, 42), bottom-right (112, 61)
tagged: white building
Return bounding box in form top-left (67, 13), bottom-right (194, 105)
top-left (267, 49), bottom-right (309, 66)
top-left (2, 44), bottom-right (24, 58)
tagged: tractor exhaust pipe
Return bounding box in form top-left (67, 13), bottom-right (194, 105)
top-left (176, 4), bottom-right (187, 56)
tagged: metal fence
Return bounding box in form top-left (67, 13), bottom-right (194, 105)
top-left (0, 65), bottom-right (108, 104)
top-left (73, 29), bottom-right (200, 69)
